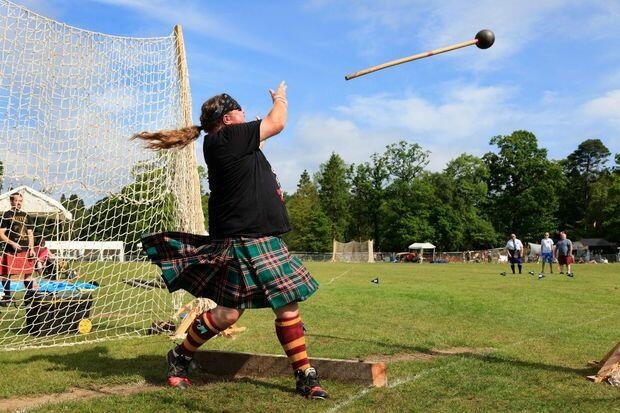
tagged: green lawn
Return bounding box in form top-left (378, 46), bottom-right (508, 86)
top-left (0, 261), bottom-right (617, 412)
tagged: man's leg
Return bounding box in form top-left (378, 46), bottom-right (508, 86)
top-left (274, 302), bottom-right (328, 399)
top-left (167, 306), bottom-right (243, 388)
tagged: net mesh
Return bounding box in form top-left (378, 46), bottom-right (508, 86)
top-left (0, 0), bottom-right (203, 350)
top-left (331, 239), bottom-right (374, 263)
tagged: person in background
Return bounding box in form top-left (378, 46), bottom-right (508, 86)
top-left (540, 232), bottom-right (554, 274)
top-left (505, 233), bottom-right (524, 274)
top-left (0, 192), bottom-right (37, 304)
top-left (35, 239), bottom-right (58, 279)
top-left (555, 231), bottom-right (574, 277)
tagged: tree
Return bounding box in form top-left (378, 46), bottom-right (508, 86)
top-left (197, 165), bottom-right (210, 230)
top-left (383, 140), bottom-right (429, 183)
top-left (283, 170), bottom-right (331, 252)
top-left (60, 194), bottom-right (87, 240)
top-left (78, 162), bottom-right (175, 254)
top-left (483, 130), bottom-right (562, 242)
top-left (348, 153), bottom-right (389, 246)
top-left (558, 139), bottom-right (611, 235)
top-left (378, 140), bottom-right (432, 251)
top-left (316, 153), bottom-right (351, 241)
top-left (442, 155), bottom-right (499, 249)
top-left (584, 155), bottom-right (620, 242)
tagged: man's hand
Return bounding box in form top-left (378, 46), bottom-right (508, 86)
top-left (269, 81), bottom-right (287, 103)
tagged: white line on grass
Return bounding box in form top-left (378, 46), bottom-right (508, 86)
top-left (326, 310), bottom-right (620, 412)
top-left (324, 269), bottom-right (351, 285)
top-left (326, 360), bottom-right (463, 413)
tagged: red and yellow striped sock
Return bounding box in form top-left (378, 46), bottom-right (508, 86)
top-left (177, 310), bottom-right (221, 357)
top-left (275, 314), bottom-right (310, 372)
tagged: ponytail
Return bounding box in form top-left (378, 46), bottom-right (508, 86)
top-left (131, 125), bottom-right (202, 150)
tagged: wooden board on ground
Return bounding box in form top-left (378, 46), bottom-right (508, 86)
top-left (193, 349), bottom-right (387, 387)
top-left (587, 341), bottom-right (620, 385)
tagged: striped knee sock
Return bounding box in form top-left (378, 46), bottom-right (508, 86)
top-left (275, 314), bottom-right (310, 372)
top-left (177, 310), bottom-right (221, 357)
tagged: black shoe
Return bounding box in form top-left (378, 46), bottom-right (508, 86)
top-left (567, 273), bottom-right (574, 277)
top-left (0, 297), bottom-right (13, 307)
top-left (166, 347), bottom-right (192, 389)
top-left (559, 272), bottom-right (564, 274)
top-left (295, 367), bottom-right (328, 399)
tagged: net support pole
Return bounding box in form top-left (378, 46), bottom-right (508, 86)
top-left (172, 24), bottom-right (205, 235)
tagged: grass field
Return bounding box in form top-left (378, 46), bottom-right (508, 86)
top-left (0, 261), bottom-right (617, 412)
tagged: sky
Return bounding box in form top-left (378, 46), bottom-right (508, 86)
top-left (13, 0), bottom-right (620, 193)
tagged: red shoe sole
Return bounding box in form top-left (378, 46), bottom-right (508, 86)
top-left (167, 376), bottom-right (191, 389)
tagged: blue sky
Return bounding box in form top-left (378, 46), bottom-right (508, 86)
top-left (16, 0), bottom-right (620, 193)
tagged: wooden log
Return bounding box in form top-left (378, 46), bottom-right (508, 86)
top-left (193, 349), bottom-right (387, 387)
top-left (587, 341), bottom-right (620, 384)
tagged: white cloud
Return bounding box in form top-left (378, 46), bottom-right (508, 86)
top-left (581, 90), bottom-right (620, 124)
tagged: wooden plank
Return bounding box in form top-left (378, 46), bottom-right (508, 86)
top-left (587, 341), bottom-right (620, 383)
top-left (193, 349), bottom-right (387, 387)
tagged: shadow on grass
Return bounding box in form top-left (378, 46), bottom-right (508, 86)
top-left (15, 346), bottom-right (300, 394)
top-left (17, 346), bottom-right (166, 385)
top-left (310, 333), bottom-right (598, 378)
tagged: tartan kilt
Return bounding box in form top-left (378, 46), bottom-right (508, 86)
top-left (0, 251), bottom-right (35, 276)
top-left (141, 232), bottom-right (318, 309)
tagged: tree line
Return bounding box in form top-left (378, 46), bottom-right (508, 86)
top-left (276, 131), bottom-right (618, 253)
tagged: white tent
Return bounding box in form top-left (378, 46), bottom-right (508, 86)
top-left (408, 242), bottom-right (436, 262)
top-left (0, 186), bottom-right (72, 221)
top-left (0, 186), bottom-right (73, 247)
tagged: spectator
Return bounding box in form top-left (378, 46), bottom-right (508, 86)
top-left (0, 192), bottom-right (37, 304)
top-left (35, 239), bottom-right (58, 279)
top-left (555, 231), bottom-right (574, 277)
top-left (540, 232), bottom-right (554, 274)
top-left (505, 233), bottom-right (524, 274)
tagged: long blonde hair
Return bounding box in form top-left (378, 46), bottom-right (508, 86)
top-left (132, 94), bottom-right (235, 150)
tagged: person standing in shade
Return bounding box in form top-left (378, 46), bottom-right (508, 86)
top-left (540, 232), bottom-right (554, 274)
top-left (133, 81), bottom-right (328, 399)
top-left (505, 233), bottom-right (524, 274)
top-left (555, 231), bottom-right (574, 277)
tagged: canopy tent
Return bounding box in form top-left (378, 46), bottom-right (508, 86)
top-left (0, 186), bottom-right (72, 221)
top-left (0, 186), bottom-right (73, 246)
top-left (408, 242), bottom-right (436, 262)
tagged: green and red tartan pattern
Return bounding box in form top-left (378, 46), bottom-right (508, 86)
top-left (141, 232), bottom-right (318, 309)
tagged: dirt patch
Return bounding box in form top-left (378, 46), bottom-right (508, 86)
top-left (0, 381), bottom-right (162, 413)
top-left (364, 346), bottom-right (494, 363)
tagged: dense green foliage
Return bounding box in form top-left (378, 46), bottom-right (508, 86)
top-left (282, 132), bottom-right (617, 252)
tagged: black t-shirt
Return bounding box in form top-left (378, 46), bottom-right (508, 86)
top-left (203, 120), bottom-right (291, 238)
top-left (0, 209), bottom-right (34, 246)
